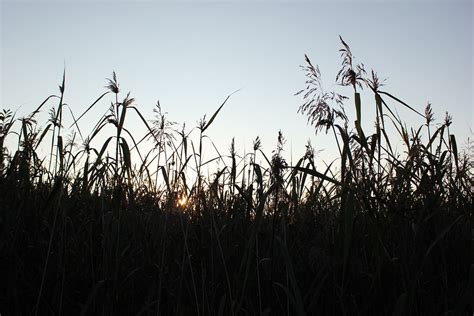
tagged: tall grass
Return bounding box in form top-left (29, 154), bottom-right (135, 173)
top-left (0, 37), bottom-right (472, 315)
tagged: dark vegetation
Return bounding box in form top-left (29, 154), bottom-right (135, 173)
top-left (0, 38), bottom-right (472, 315)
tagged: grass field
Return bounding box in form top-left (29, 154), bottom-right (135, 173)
top-left (1, 38), bottom-right (472, 315)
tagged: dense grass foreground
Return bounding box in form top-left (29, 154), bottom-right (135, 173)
top-left (0, 38), bottom-right (473, 315)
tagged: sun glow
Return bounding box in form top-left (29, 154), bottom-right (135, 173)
top-left (177, 195), bottom-right (187, 207)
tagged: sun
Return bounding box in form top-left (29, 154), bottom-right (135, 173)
top-left (177, 195), bottom-right (187, 207)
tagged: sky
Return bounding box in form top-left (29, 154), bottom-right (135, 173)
top-left (1, 0), bottom-right (473, 169)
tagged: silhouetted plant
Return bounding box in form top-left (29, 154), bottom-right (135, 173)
top-left (0, 37), bottom-right (471, 316)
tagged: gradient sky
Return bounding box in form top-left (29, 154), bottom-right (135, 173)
top-left (1, 0), bottom-right (472, 167)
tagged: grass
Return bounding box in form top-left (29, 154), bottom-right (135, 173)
top-left (0, 37), bottom-right (472, 315)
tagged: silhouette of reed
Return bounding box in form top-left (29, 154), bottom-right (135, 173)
top-left (0, 37), bottom-right (472, 315)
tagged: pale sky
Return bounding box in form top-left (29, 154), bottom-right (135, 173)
top-left (1, 0), bottom-right (472, 167)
